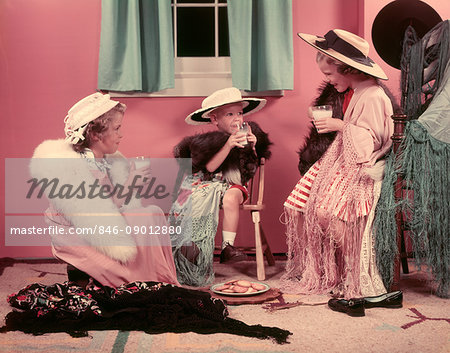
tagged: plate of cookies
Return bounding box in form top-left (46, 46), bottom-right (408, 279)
top-left (211, 279), bottom-right (270, 296)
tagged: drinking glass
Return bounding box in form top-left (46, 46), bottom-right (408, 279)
top-left (134, 156), bottom-right (151, 170)
top-left (311, 105), bottom-right (333, 120)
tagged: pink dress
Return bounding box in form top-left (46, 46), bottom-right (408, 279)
top-left (45, 166), bottom-right (180, 288)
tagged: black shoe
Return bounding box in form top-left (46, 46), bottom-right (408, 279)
top-left (67, 264), bottom-right (90, 282)
top-left (220, 244), bottom-right (248, 263)
top-left (362, 291), bottom-right (403, 309)
top-left (328, 298), bottom-right (365, 317)
top-left (67, 264), bottom-right (91, 288)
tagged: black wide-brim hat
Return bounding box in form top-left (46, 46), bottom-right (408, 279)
top-left (372, 0), bottom-right (442, 69)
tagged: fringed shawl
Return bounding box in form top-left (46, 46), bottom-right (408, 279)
top-left (283, 82), bottom-right (394, 298)
top-left (374, 20), bottom-right (450, 298)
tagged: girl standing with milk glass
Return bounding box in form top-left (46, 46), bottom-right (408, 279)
top-left (282, 29), bottom-right (394, 299)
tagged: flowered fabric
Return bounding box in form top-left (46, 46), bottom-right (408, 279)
top-left (80, 148), bottom-right (111, 173)
top-left (7, 281), bottom-right (167, 318)
top-left (169, 172), bottom-right (230, 286)
top-left (2, 281), bottom-right (291, 344)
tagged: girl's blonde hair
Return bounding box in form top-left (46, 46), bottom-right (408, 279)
top-left (316, 51), bottom-right (368, 76)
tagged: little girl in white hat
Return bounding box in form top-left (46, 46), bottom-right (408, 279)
top-left (30, 93), bottom-right (179, 288)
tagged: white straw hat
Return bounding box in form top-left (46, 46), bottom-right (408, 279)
top-left (64, 93), bottom-right (120, 144)
top-left (185, 87), bottom-right (266, 125)
top-left (298, 29), bottom-right (388, 80)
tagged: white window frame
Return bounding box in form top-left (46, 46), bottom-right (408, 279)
top-left (110, 0), bottom-right (283, 98)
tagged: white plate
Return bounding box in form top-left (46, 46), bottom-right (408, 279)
top-left (210, 281), bottom-right (270, 297)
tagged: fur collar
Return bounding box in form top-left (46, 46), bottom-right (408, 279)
top-left (174, 121), bottom-right (272, 184)
top-left (297, 83), bottom-right (345, 175)
top-left (29, 139), bottom-right (137, 263)
top-left (297, 82), bottom-right (399, 175)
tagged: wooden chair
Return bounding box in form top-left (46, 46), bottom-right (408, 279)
top-left (240, 157), bottom-right (275, 280)
top-left (391, 113), bottom-right (410, 289)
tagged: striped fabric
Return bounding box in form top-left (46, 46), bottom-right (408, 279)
top-left (284, 160), bottom-right (373, 221)
top-left (284, 88), bottom-right (368, 220)
top-left (283, 161), bottom-right (321, 211)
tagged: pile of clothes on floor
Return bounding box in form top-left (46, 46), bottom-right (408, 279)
top-left (0, 280), bottom-right (291, 344)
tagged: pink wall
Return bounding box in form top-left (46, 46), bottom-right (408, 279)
top-left (1, 0), bottom-right (448, 258)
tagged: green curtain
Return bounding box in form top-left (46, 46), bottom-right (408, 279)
top-left (227, 0), bottom-right (293, 91)
top-left (97, 0), bottom-right (174, 93)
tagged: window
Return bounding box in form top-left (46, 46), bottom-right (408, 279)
top-left (124, 0), bottom-right (232, 97)
top-left (108, 0), bottom-right (285, 98)
top-left (174, 0), bottom-right (229, 57)
top-left (170, 0), bottom-right (231, 96)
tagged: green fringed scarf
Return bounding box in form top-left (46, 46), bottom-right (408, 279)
top-left (374, 20), bottom-right (450, 298)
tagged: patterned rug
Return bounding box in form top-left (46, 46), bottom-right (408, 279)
top-left (0, 258), bottom-right (449, 353)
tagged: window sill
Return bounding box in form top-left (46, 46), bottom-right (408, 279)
top-left (108, 82), bottom-right (284, 98)
top-left (108, 57), bottom-right (284, 98)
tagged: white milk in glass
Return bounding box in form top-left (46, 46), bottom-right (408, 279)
top-left (134, 156), bottom-right (151, 170)
top-left (313, 110), bottom-right (332, 120)
top-left (312, 105), bottom-right (332, 120)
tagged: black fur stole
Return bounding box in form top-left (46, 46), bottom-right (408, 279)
top-left (297, 82), bottom-right (345, 175)
top-left (174, 121), bottom-right (272, 184)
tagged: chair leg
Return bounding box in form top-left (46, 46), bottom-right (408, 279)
top-left (260, 226), bottom-right (275, 266)
top-left (252, 211), bottom-right (265, 281)
top-left (400, 230), bottom-right (409, 274)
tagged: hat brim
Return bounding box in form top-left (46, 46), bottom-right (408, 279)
top-left (66, 94), bottom-right (120, 128)
top-left (185, 98), bottom-right (267, 125)
top-left (371, 0), bottom-right (442, 69)
top-left (297, 32), bottom-right (389, 80)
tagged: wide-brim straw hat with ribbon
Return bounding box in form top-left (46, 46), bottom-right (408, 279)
top-left (64, 93), bottom-right (120, 144)
top-left (298, 29), bottom-right (388, 80)
top-left (185, 87), bottom-right (266, 125)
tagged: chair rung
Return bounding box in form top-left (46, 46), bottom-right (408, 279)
top-left (242, 205), bottom-right (265, 211)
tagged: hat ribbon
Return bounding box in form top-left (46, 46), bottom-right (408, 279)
top-left (65, 123), bottom-right (88, 145)
top-left (315, 30), bottom-right (375, 67)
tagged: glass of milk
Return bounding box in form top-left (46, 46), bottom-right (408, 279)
top-left (133, 156), bottom-right (151, 170)
top-left (238, 122), bottom-right (249, 145)
top-left (311, 105), bottom-right (332, 132)
top-left (311, 105), bottom-right (333, 119)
